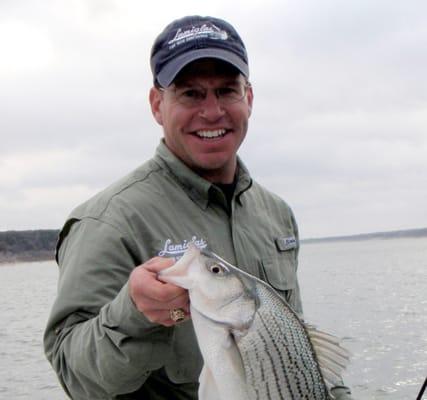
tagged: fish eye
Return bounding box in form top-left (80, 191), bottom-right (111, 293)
top-left (210, 265), bottom-right (221, 274)
top-left (208, 263), bottom-right (227, 275)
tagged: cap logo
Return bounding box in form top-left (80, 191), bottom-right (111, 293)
top-left (168, 23), bottom-right (228, 50)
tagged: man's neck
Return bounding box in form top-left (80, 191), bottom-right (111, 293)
top-left (196, 162), bottom-right (238, 184)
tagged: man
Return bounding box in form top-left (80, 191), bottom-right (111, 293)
top-left (44, 15), bottom-right (353, 399)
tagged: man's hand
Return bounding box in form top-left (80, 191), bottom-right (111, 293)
top-left (129, 257), bottom-right (190, 327)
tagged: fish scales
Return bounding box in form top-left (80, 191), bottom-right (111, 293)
top-left (236, 284), bottom-right (329, 400)
top-left (158, 245), bottom-right (350, 400)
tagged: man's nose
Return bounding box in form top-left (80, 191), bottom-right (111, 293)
top-left (198, 90), bottom-right (225, 120)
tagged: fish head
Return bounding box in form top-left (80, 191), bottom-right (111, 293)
top-left (159, 244), bottom-right (257, 331)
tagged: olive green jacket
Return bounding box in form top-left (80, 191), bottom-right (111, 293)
top-left (44, 141), bottom-right (304, 399)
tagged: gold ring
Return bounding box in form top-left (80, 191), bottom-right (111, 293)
top-left (169, 308), bottom-right (185, 323)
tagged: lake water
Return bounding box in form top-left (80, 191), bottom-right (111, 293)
top-left (0, 237), bottom-right (426, 399)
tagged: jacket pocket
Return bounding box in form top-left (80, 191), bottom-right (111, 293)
top-left (260, 250), bottom-right (297, 292)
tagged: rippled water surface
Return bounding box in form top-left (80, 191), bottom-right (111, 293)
top-left (0, 237), bottom-right (426, 399)
top-left (0, 260), bottom-right (65, 399)
top-left (299, 237), bottom-right (427, 400)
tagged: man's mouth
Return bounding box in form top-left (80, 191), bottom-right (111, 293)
top-left (195, 129), bottom-right (227, 139)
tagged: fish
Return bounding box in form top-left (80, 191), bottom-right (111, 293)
top-left (159, 244), bottom-right (350, 400)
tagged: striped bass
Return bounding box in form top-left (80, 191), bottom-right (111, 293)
top-left (159, 244), bottom-right (350, 400)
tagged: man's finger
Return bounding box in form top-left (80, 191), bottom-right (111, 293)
top-left (143, 292), bottom-right (190, 312)
top-left (131, 263), bottom-right (187, 303)
top-left (142, 257), bottom-right (175, 273)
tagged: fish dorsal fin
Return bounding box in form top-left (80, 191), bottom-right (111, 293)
top-left (306, 325), bottom-right (351, 388)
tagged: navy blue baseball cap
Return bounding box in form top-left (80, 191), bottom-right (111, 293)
top-left (150, 16), bottom-right (249, 88)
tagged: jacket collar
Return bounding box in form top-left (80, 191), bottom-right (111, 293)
top-left (153, 140), bottom-right (252, 210)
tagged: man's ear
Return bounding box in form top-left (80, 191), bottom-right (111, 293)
top-left (149, 87), bottom-right (163, 125)
top-left (246, 84), bottom-right (254, 117)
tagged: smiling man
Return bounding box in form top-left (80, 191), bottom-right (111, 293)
top-left (44, 15), bottom-right (353, 400)
top-left (150, 59), bottom-right (252, 184)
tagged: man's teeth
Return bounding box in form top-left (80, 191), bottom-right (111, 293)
top-left (196, 129), bottom-right (226, 138)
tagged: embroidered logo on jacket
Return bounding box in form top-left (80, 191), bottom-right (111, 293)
top-left (158, 236), bottom-right (207, 258)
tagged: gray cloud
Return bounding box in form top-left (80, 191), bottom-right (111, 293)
top-left (1, 0), bottom-right (426, 237)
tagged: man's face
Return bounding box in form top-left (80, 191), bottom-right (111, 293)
top-left (150, 59), bottom-right (253, 183)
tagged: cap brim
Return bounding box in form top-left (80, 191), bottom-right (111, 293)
top-left (156, 48), bottom-right (249, 88)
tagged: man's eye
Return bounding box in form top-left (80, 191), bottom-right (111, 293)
top-left (181, 89), bottom-right (204, 100)
top-left (217, 87), bottom-right (240, 98)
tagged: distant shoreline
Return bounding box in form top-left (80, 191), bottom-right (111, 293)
top-left (1, 227), bottom-right (426, 264)
top-left (302, 227), bottom-right (427, 244)
top-left (0, 229), bottom-right (58, 265)
top-left (0, 251), bottom-right (55, 265)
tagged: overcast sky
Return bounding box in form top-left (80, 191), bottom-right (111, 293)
top-left (1, 0), bottom-right (426, 238)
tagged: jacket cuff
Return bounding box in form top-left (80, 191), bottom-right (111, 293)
top-left (101, 281), bottom-right (171, 340)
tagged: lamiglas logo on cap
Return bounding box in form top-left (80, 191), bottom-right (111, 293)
top-left (168, 23), bottom-right (228, 49)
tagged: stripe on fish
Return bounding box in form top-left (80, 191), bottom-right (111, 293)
top-left (237, 283), bottom-right (331, 399)
top-left (159, 244), bottom-right (351, 400)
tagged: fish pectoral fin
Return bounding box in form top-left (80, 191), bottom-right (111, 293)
top-left (307, 325), bottom-right (351, 388)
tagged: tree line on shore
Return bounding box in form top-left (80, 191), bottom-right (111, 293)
top-left (1, 227), bottom-right (426, 264)
top-left (0, 229), bottom-right (59, 263)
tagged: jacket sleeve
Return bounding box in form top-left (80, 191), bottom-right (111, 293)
top-left (285, 208), bottom-right (304, 318)
top-left (43, 217), bottom-right (172, 399)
